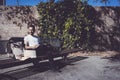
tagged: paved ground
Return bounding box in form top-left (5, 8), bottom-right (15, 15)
top-left (0, 54), bottom-right (120, 80)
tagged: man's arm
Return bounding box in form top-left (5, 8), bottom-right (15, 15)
top-left (24, 42), bottom-right (39, 50)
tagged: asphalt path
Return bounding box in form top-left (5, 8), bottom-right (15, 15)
top-left (0, 56), bottom-right (120, 80)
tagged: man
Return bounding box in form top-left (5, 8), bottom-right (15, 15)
top-left (20, 25), bottom-right (40, 60)
top-left (20, 25), bottom-right (57, 70)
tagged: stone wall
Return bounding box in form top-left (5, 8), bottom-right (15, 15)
top-left (0, 6), bottom-right (120, 54)
top-left (0, 6), bottom-right (39, 40)
top-left (0, 6), bottom-right (39, 54)
top-left (88, 7), bottom-right (120, 51)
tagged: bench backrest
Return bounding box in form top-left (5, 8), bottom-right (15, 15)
top-left (6, 37), bottom-right (62, 53)
top-left (49, 38), bottom-right (62, 51)
top-left (6, 37), bottom-right (24, 53)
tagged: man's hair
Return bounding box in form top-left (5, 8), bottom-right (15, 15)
top-left (28, 25), bottom-right (35, 31)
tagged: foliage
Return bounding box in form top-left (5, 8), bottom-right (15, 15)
top-left (37, 0), bottom-right (94, 50)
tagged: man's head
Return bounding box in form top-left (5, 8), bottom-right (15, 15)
top-left (28, 25), bottom-right (35, 35)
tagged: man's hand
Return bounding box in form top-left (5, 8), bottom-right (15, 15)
top-left (25, 44), bottom-right (40, 50)
top-left (31, 45), bottom-right (39, 49)
top-left (35, 45), bottom-right (39, 48)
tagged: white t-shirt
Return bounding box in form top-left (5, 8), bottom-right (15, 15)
top-left (24, 34), bottom-right (39, 47)
top-left (23, 34), bottom-right (40, 58)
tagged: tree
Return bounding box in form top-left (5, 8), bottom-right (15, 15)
top-left (58, 0), bottom-right (120, 5)
top-left (37, 0), bottom-right (120, 50)
top-left (37, 0), bottom-right (91, 49)
top-left (49, 0), bottom-right (55, 2)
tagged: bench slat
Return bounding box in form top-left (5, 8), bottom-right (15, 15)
top-left (0, 48), bottom-right (81, 69)
top-left (60, 48), bottom-right (81, 54)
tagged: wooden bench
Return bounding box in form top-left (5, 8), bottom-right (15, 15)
top-left (0, 37), bottom-right (81, 69)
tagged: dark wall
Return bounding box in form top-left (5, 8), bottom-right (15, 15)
top-left (88, 7), bottom-right (120, 51)
top-left (0, 40), bottom-right (8, 54)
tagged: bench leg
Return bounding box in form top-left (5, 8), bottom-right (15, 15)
top-left (63, 54), bottom-right (68, 61)
top-left (32, 59), bottom-right (39, 67)
top-left (49, 57), bottom-right (54, 68)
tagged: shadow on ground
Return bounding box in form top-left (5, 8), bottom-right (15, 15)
top-left (0, 56), bottom-right (88, 80)
top-left (104, 52), bottom-right (120, 61)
